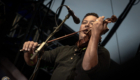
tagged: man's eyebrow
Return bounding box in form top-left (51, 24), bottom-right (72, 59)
top-left (90, 20), bottom-right (95, 22)
top-left (82, 20), bottom-right (95, 22)
top-left (83, 20), bottom-right (87, 22)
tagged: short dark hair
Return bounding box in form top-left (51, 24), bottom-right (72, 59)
top-left (82, 12), bottom-right (99, 22)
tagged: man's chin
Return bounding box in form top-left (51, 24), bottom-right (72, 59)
top-left (79, 35), bottom-right (86, 40)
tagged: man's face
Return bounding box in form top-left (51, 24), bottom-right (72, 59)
top-left (79, 15), bottom-right (97, 40)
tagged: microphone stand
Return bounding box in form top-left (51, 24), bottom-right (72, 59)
top-left (29, 13), bottom-right (70, 80)
top-left (30, 13), bottom-right (70, 60)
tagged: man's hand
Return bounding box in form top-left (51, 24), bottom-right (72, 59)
top-left (23, 41), bottom-right (38, 66)
top-left (91, 16), bottom-right (111, 36)
top-left (22, 41), bottom-right (38, 53)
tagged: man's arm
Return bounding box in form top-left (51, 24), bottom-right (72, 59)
top-left (82, 32), bottom-right (100, 70)
top-left (82, 16), bottom-right (110, 70)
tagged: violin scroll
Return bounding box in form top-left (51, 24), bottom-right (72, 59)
top-left (103, 15), bottom-right (117, 34)
top-left (104, 15), bottom-right (117, 23)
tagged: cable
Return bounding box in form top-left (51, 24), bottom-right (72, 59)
top-left (29, 56), bottom-right (42, 80)
top-left (133, 0), bottom-right (140, 5)
top-left (55, 5), bottom-right (63, 27)
top-left (55, 5), bottom-right (67, 27)
top-left (110, 0), bottom-right (114, 15)
top-left (115, 32), bottom-right (121, 64)
top-left (110, 0), bottom-right (121, 64)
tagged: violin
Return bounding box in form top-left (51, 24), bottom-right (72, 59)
top-left (20, 15), bottom-right (117, 52)
top-left (76, 15), bottom-right (117, 48)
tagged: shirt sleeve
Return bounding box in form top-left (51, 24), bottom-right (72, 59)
top-left (41, 46), bottom-right (65, 64)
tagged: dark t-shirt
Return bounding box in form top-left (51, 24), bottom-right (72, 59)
top-left (42, 45), bottom-right (110, 80)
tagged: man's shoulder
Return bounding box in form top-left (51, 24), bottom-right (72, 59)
top-left (98, 45), bottom-right (108, 51)
top-left (98, 45), bottom-right (110, 56)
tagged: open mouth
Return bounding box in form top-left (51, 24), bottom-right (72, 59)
top-left (83, 29), bottom-right (88, 34)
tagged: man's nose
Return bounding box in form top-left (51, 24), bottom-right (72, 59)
top-left (85, 23), bottom-right (90, 28)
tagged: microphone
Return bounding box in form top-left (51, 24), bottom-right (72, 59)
top-left (65, 6), bottom-right (80, 24)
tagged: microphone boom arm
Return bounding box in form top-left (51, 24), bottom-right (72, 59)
top-left (30, 14), bottom-right (70, 60)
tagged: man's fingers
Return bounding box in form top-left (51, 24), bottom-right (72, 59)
top-left (32, 42), bottom-right (38, 51)
top-left (25, 42), bottom-right (30, 51)
top-left (99, 16), bottom-right (105, 22)
top-left (95, 16), bottom-right (105, 23)
top-left (105, 19), bottom-right (112, 23)
top-left (28, 42), bottom-right (34, 51)
top-left (104, 22), bottom-right (108, 27)
top-left (23, 42), bottom-right (26, 50)
top-left (103, 23), bottom-right (109, 34)
top-left (23, 42), bottom-right (27, 50)
top-left (33, 42), bottom-right (38, 48)
top-left (22, 41), bottom-right (38, 52)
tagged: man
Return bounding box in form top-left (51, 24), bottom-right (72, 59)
top-left (23, 13), bottom-right (111, 80)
